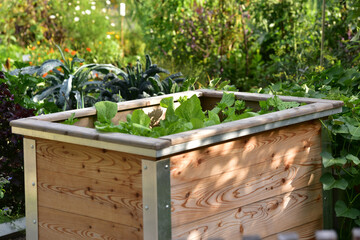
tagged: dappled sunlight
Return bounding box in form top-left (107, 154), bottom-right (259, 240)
top-left (171, 120), bottom-right (322, 239)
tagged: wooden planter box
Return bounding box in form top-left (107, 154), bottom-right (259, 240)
top-left (11, 90), bottom-right (343, 240)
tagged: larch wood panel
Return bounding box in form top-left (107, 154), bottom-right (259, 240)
top-left (36, 139), bottom-right (143, 229)
top-left (38, 206), bottom-right (142, 240)
top-left (170, 121), bottom-right (322, 226)
top-left (170, 120), bottom-right (321, 186)
top-left (263, 219), bottom-right (322, 240)
top-left (171, 150), bottom-right (321, 227)
top-left (172, 184), bottom-right (323, 240)
top-left (36, 139), bottom-right (142, 186)
top-left (38, 168), bottom-right (142, 227)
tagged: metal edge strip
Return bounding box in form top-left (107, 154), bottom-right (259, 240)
top-left (142, 159), bottom-right (171, 240)
top-left (23, 138), bottom-right (38, 240)
top-left (13, 128), bottom-right (158, 158)
top-left (156, 107), bottom-right (342, 158)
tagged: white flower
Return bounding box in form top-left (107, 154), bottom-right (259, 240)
top-left (85, 10), bottom-right (91, 15)
top-left (105, 16), bottom-right (109, 20)
top-left (75, 6), bottom-right (80, 11)
top-left (106, 35), bottom-right (111, 39)
top-left (74, 17), bottom-right (80, 22)
top-left (68, 2), bottom-right (71, 6)
top-left (106, 0), bottom-right (111, 5)
top-left (49, 15), bottom-right (56, 19)
top-left (81, 11), bottom-right (85, 15)
top-left (111, 23), bottom-right (115, 27)
top-left (102, 8), bottom-right (106, 13)
top-left (91, 2), bottom-right (96, 5)
top-left (92, 20), bottom-right (95, 23)
top-left (91, 6), bottom-right (96, 10)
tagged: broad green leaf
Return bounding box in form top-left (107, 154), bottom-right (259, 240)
top-left (130, 110), bottom-right (151, 127)
top-left (191, 118), bottom-right (204, 129)
top-left (95, 101), bottom-right (118, 124)
top-left (234, 100), bottom-right (246, 111)
top-left (346, 154), bottom-right (360, 165)
top-left (321, 151), bottom-right (347, 168)
top-left (160, 97), bottom-right (178, 122)
top-left (347, 124), bottom-right (360, 138)
top-left (320, 173), bottom-right (348, 190)
top-left (175, 94), bottom-right (205, 122)
top-left (220, 92), bottom-right (235, 107)
top-left (355, 219), bottom-right (360, 227)
top-left (335, 200), bottom-right (360, 219)
top-left (207, 110), bottom-right (220, 125)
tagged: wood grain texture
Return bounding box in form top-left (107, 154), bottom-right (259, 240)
top-left (37, 139), bottom-right (143, 229)
top-left (172, 184), bottom-right (323, 240)
top-left (263, 219), bottom-right (322, 240)
top-left (198, 89), bottom-right (344, 107)
top-left (170, 120), bottom-right (322, 227)
top-left (38, 206), bottom-right (142, 240)
top-left (170, 120), bottom-right (321, 186)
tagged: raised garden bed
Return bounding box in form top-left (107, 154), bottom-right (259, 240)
top-left (11, 89), bottom-right (343, 239)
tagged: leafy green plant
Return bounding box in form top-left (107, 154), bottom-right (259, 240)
top-left (100, 55), bottom-right (195, 101)
top-left (93, 92), bottom-right (300, 138)
top-left (253, 63), bottom-right (360, 239)
top-left (11, 45), bottom-right (124, 110)
top-left (63, 113), bottom-right (79, 125)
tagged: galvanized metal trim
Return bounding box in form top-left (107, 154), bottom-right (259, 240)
top-left (321, 124), bottom-right (333, 229)
top-left (23, 138), bottom-right (38, 240)
top-left (156, 107), bottom-right (342, 158)
top-left (13, 127), bottom-right (158, 158)
top-left (142, 159), bottom-right (171, 240)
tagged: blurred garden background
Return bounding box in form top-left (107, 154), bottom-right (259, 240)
top-left (1, 0), bottom-right (360, 239)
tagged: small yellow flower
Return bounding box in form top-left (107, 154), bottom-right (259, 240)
top-left (99, 41), bottom-right (102, 45)
top-left (37, 41), bottom-right (40, 45)
top-left (115, 34), bottom-right (120, 39)
top-left (69, 57), bottom-right (73, 61)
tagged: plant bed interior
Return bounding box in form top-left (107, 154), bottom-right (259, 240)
top-left (11, 89), bottom-right (343, 240)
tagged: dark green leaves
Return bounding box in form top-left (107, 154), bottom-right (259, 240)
top-left (335, 200), bottom-right (360, 219)
top-left (321, 151), bottom-right (347, 168)
top-left (320, 173), bottom-right (348, 190)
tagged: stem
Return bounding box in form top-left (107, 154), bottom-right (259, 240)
top-left (341, 167), bottom-right (354, 178)
top-left (320, 0), bottom-right (326, 67)
top-left (350, 192), bottom-right (360, 205)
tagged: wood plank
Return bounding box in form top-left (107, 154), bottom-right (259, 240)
top-left (171, 151), bottom-right (322, 227)
top-left (38, 206), bottom-right (142, 240)
top-left (11, 119), bottom-right (171, 149)
top-left (160, 103), bottom-right (337, 145)
top-left (170, 121), bottom-right (322, 227)
top-left (172, 184), bottom-right (323, 240)
top-left (36, 139), bottom-right (143, 186)
top-left (198, 89), bottom-right (344, 107)
top-left (263, 219), bottom-right (322, 240)
top-left (38, 168), bottom-right (142, 227)
top-left (170, 120), bottom-right (321, 186)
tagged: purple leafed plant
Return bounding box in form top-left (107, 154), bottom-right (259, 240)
top-left (0, 72), bottom-right (34, 216)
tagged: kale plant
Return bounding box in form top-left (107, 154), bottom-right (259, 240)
top-left (100, 55), bottom-right (195, 101)
top-left (11, 45), bottom-right (124, 110)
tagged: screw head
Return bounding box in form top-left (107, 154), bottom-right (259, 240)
top-left (144, 205), bottom-right (149, 210)
top-left (164, 164), bottom-right (169, 169)
top-left (33, 220), bottom-right (36, 224)
top-left (32, 182), bottom-right (35, 186)
top-left (144, 165), bottom-right (148, 170)
top-left (165, 204), bottom-right (170, 208)
top-left (30, 145), bottom-right (34, 149)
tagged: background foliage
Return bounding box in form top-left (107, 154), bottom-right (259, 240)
top-left (1, 0), bottom-right (360, 238)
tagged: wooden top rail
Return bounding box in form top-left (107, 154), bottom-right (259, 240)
top-left (11, 90), bottom-right (343, 157)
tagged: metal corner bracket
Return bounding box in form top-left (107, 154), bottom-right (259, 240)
top-left (24, 138), bottom-right (38, 240)
top-left (142, 158), bottom-right (171, 240)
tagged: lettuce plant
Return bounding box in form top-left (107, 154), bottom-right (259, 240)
top-left (93, 92), bottom-right (299, 138)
